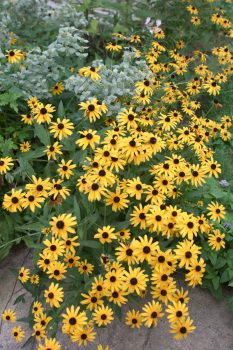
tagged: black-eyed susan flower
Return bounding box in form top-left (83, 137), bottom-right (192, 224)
top-left (38, 338), bottom-right (61, 350)
top-left (207, 201), bottom-right (226, 222)
top-left (130, 34), bottom-right (141, 43)
top-left (92, 305), bottom-right (114, 326)
top-left (130, 203), bottom-right (150, 230)
top-left (84, 181), bottom-right (107, 202)
top-left (79, 99), bottom-right (102, 123)
top-left (34, 103), bottom-right (56, 124)
top-left (51, 82), bottom-right (64, 95)
top-left (33, 312), bottom-right (52, 328)
top-left (97, 345), bottom-right (111, 350)
top-left (174, 240), bottom-right (201, 268)
top-left (126, 177), bottom-right (147, 200)
top-left (49, 118), bottom-right (74, 140)
top-left (32, 323), bottom-right (46, 341)
top-left (62, 305), bottom-right (87, 334)
top-left (170, 317), bottom-right (196, 339)
top-left (64, 236), bottom-right (80, 254)
top-left (78, 259), bottom-right (94, 275)
top-left (57, 159), bottom-right (76, 179)
top-left (37, 251), bottom-right (54, 271)
top-left (105, 42), bottom-right (122, 52)
top-left (141, 301), bottom-right (164, 327)
top-left (22, 191), bottom-right (44, 212)
top-left (125, 309), bottom-right (142, 328)
top-left (18, 267), bottom-right (30, 283)
top-left (30, 274), bottom-right (40, 284)
top-left (2, 309), bottom-right (16, 322)
top-left (79, 66), bottom-right (101, 80)
top-left (50, 213), bottom-right (77, 238)
top-left (191, 16), bottom-right (201, 25)
top-left (173, 288), bottom-right (190, 305)
top-left (0, 156), bottom-right (14, 174)
top-left (64, 253), bottom-right (80, 268)
top-left (47, 261), bottom-right (67, 281)
top-left (116, 228), bottom-right (131, 241)
top-left (12, 326), bottom-right (24, 342)
top-left (71, 326), bottom-right (96, 346)
top-left (203, 79), bottom-right (221, 95)
top-left (27, 96), bottom-right (39, 109)
top-left (185, 258), bottom-right (206, 287)
top-left (32, 301), bottom-right (43, 316)
top-left (132, 235), bottom-right (159, 263)
top-left (43, 237), bottom-right (65, 258)
top-left (203, 158), bottom-right (221, 178)
top-left (21, 113), bottom-right (33, 125)
top-left (166, 301), bottom-right (189, 323)
top-left (122, 267), bottom-right (148, 295)
top-left (90, 167), bottom-right (115, 187)
top-left (208, 229), bottom-right (225, 251)
top-left (94, 226), bottom-right (117, 244)
top-left (117, 107), bottom-right (138, 130)
top-left (81, 291), bottom-right (103, 311)
top-left (44, 283), bottom-right (64, 308)
top-left (115, 242), bottom-right (138, 265)
top-left (146, 205), bottom-right (165, 232)
top-left (177, 213), bottom-right (199, 240)
top-left (135, 79), bottom-right (153, 96)
top-left (5, 49), bottom-right (22, 63)
top-left (76, 129), bottom-right (100, 149)
top-left (49, 179), bottom-right (70, 199)
top-left (44, 142), bottom-right (63, 160)
top-left (26, 176), bottom-right (51, 197)
top-left (104, 268), bottom-right (124, 292)
top-left (106, 289), bottom-right (128, 306)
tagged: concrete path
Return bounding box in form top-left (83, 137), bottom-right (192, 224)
top-left (0, 246), bottom-right (233, 350)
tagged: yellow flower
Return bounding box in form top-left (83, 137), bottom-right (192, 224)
top-left (5, 49), bottom-right (23, 63)
top-left (2, 309), bottom-right (16, 322)
top-left (79, 66), bottom-right (101, 80)
top-left (105, 42), bottom-right (122, 51)
top-left (18, 267), bottom-right (30, 283)
top-left (51, 82), bottom-right (64, 95)
top-left (20, 141), bottom-right (31, 152)
top-left (12, 326), bottom-right (24, 342)
top-left (0, 156), bottom-right (14, 174)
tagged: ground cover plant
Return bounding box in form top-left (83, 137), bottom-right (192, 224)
top-left (0, 0), bottom-right (233, 348)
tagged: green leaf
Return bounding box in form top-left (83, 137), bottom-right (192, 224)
top-left (17, 158), bottom-right (35, 178)
top-left (220, 269), bottom-right (229, 283)
top-left (88, 19), bottom-right (98, 34)
top-left (13, 293), bottom-right (26, 305)
top-left (58, 100), bottom-right (65, 118)
top-left (34, 123), bottom-right (50, 145)
top-left (214, 257), bottom-right (226, 269)
top-left (80, 240), bottom-right (101, 249)
top-left (22, 336), bottom-right (34, 348)
top-left (209, 251), bottom-right (217, 265)
top-left (15, 222), bottom-right (43, 231)
top-left (228, 280), bottom-right (233, 287)
top-left (212, 276), bottom-right (220, 290)
top-left (73, 195), bottom-right (81, 221)
top-left (22, 236), bottom-right (42, 249)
